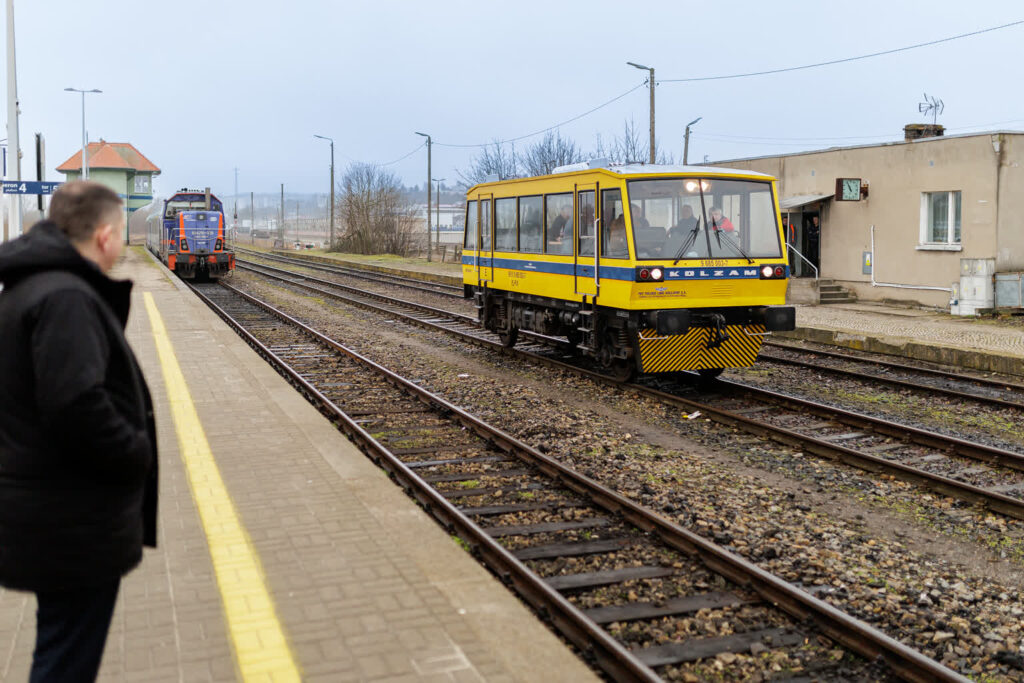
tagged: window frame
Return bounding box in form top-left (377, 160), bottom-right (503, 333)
top-left (464, 200), bottom-right (478, 249)
top-left (517, 194), bottom-right (543, 253)
top-left (918, 190), bottom-right (963, 251)
top-left (544, 192), bottom-right (574, 255)
top-left (494, 197), bottom-right (518, 252)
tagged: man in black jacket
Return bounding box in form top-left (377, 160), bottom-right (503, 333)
top-left (0, 181), bottom-right (158, 682)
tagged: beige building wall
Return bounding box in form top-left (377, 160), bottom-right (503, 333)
top-left (722, 133), bottom-right (1018, 308)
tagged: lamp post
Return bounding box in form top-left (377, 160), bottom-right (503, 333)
top-left (415, 132), bottom-right (432, 261)
top-left (313, 134), bottom-right (334, 248)
top-left (64, 87), bottom-right (101, 180)
top-left (627, 62), bottom-right (655, 164)
top-left (432, 177), bottom-right (445, 251)
top-left (683, 117), bottom-right (702, 165)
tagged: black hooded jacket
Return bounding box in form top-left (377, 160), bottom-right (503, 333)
top-left (0, 222), bottom-right (157, 591)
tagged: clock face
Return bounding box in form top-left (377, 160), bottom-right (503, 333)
top-left (842, 179), bottom-right (861, 201)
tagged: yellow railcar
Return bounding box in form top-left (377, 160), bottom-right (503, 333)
top-left (462, 162), bottom-right (795, 380)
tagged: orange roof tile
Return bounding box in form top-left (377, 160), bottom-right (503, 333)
top-left (56, 140), bottom-right (160, 174)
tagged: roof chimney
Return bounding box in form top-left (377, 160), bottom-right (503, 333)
top-left (904, 124), bottom-right (944, 141)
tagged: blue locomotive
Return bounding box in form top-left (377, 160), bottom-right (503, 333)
top-left (146, 188), bottom-right (234, 279)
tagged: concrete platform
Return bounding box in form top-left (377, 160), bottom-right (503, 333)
top-left (0, 247), bottom-right (595, 682)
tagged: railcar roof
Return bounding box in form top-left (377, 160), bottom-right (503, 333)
top-left (466, 163), bottom-right (774, 194)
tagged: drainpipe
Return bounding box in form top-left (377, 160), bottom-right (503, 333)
top-left (870, 225), bottom-right (951, 292)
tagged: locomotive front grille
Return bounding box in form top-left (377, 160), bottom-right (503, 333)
top-left (637, 324), bottom-right (765, 373)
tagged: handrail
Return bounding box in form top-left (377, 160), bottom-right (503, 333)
top-left (787, 242), bottom-right (819, 279)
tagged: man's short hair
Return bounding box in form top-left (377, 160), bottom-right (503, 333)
top-left (48, 181), bottom-right (123, 243)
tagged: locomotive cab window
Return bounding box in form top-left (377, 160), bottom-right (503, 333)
top-left (627, 178), bottom-right (782, 260)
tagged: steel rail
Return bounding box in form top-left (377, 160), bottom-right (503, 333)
top-left (764, 340), bottom-right (1024, 393)
top-left (193, 280), bottom-right (967, 683)
top-left (759, 348), bottom-right (1024, 411)
top-left (235, 259), bottom-right (1024, 518)
top-left (233, 248), bottom-right (464, 297)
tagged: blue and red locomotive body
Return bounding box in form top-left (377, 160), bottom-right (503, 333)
top-left (146, 189), bottom-right (235, 278)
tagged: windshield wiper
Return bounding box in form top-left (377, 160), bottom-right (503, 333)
top-left (672, 218), bottom-right (702, 265)
top-left (716, 228), bottom-right (754, 263)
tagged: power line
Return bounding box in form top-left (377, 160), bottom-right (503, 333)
top-left (338, 141), bottom-right (426, 168)
top-left (661, 19), bottom-right (1024, 83)
top-left (434, 82), bottom-right (646, 149)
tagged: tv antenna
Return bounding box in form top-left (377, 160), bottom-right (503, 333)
top-left (918, 93), bottom-right (945, 125)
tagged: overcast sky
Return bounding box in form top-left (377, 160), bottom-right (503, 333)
top-left (5, 0), bottom-right (1023, 200)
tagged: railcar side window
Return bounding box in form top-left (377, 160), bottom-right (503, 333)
top-left (481, 199), bottom-right (492, 250)
top-left (518, 196), bottom-right (543, 253)
top-left (600, 188), bottom-right (628, 259)
top-left (577, 190), bottom-right (595, 258)
top-left (495, 198), bottom-right (517, 251)
top-left (545, 193), bottom-right (573, 254)
top-left (464, 200), bottom-right (478, 249)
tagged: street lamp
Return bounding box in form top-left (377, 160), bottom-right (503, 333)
top-left (626, 62), bottom-right (655, 164)
top-left (432, 177), bottom-right (445, 251)
top-left (415, 132), bottom-right (432, 262)
top-left (683, 117), bottom-right (702, 165)
top-left (64, 87), bottom-right (101, 180)
top-left (313, 134), bottom-right (334, 248)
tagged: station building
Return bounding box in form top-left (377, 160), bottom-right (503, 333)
top-left (56, 140), bottom-right (160, 217)
top-left (718, 126), bottom-right (1024, 309)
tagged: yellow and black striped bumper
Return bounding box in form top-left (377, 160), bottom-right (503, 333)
top-left (637, 324), bottom-right (766, 373)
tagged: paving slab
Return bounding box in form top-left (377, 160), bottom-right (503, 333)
top-left (0, 247), bottom-right (595, 682)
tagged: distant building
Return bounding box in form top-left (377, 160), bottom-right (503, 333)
top-left (415, 202), bottom-right (466, 245)
top-left (56, 140), bottom-right (160, 217)
top-left (717, 127), bottom-right (1024, 309)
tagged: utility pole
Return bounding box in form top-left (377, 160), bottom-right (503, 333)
top-left (415, 132), bottom-right (432, 262)
top-left (432, 177), bottom-right (445, 252)
top-left (233, 167), bottom-right (238, 235)
top-left (6, 0), bottom-right (21, 239)
top-left (34, 132), bottom-right (43, 211)
top-left (280, 183), bottom-right (284, 242)
top-left (683, 117), bottom-right (702, 165)
top-left (250, 191), bottom-right (255, 245)
top-left (313, 135), bottom-right (334, 249)
top-left (627, 62), bottom-right (655, 164)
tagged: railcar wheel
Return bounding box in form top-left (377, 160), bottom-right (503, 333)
top-left (498, 327), bottom-right (519, 348)
top-left (697, 367), bottom-right (724, 382)
top-left (608, 359), bottom-right (635, 382)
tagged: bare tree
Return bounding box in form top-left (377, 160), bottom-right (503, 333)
top-left (337, 163), bottom-right (419, 255)
top-left (457, 140), bottom-right (519, 187)
top-left (518, 131), bottom-right (585, 176)
top-left (598, 118), bottom-right (674, 165)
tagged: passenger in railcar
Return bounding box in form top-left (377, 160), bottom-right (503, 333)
top-left (709, 207), bottom-right (736, 233)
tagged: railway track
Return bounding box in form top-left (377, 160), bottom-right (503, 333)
top-left (189, 279), bottom-right (964, 682)
top-left (758, 341), bottom-right (1024, 411)
top-left (233, 258), bottom-right (1024, 520)
top-left (232, 246), bottom-right (464, 299)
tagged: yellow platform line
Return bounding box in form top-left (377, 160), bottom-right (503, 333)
top-left (143, 292), bottom-right (301, 682)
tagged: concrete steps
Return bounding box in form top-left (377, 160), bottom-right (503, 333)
top-left (818, 280), bottom-right (857, 304)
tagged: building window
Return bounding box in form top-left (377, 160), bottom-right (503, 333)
top-left (134, 175), bottom-right (150, 193)
top-left (920, 191), bottom-right (961, 246)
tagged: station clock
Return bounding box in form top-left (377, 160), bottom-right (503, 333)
top-left (835, 177), bottom-right (864, 201)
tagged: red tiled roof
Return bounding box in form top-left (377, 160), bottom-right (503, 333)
top-left (56, 140), bottom-right (160, 174)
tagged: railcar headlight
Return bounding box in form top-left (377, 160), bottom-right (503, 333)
top-left (180, 239), bottom-right (189, 251)
top-left (761, 265), bottom-right (774, 278)
top-left (650, 267), bottom-right (663, 281)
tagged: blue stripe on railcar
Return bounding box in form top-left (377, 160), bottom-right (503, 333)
top-left (461, 254), bottom-right (787, 280)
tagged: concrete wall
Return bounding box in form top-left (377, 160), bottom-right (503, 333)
top-left (722, 133), bottom-right (1016, 307)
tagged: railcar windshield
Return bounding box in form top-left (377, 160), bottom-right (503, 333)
top-left (626, 178), bottom-right (782, 261)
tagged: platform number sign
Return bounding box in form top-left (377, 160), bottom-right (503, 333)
top-left (2, 180), bottom-right (63, 195)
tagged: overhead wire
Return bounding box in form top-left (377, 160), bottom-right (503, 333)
top-left (433, 82), bottom-right (647, 149)
top-left (660, 19), bottom-right (1024, 83)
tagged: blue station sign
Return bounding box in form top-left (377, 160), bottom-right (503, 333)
top-left (2, 181), bottom-right (63, 195)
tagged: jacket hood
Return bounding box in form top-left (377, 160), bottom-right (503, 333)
top-left (0, 220), bottom-right (133, 326)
